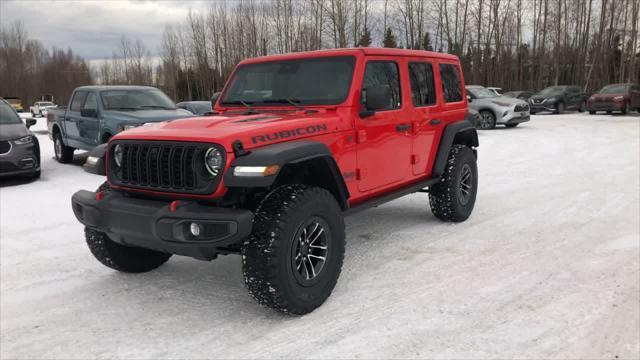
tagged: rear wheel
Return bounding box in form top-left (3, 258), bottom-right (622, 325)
top-left (478, 110), bottom-right (496, 129)
top-left (243, 185), bottom-right (345, 315)
top-left (429, 145), bottom-right (478, 222)
top-left (53, 131), bottom-right (74, 163)
top-left (578, 101), bottom-right (587, 112)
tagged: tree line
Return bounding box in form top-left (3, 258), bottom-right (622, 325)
top-left (2, 0), bottom-right (639, 106)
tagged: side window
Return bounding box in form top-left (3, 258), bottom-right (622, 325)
top-left (83, 93), bottom-right (97, 110)
top-left (70, 91), bottom-right (87, 112)
top-left (362, 61), bottom-right (401, 110)
top-left (439, 64), bottom-right (463, 102)
top-left (409, 62), bottom-right (436, 107)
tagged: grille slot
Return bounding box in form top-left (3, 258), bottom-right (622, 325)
top-left (109, 142), bottom-right (217, 194)
top-left (514, 104), bottom-right (529, 112)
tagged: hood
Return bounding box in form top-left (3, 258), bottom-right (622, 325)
top-left (113, 111), bottom-right (345, 151)
top-left (106, 108), bottom-right (194, 123)
top-left (530, 94), bottom-right (560, 101)
top-left (0, 123), bottom-right (29, 141)
top-left (488, 96), bottom-right (527, 106)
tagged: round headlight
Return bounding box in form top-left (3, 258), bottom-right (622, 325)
top-left (204, 147), bottom-right (223, 176)
top-left (113, 144), bottom-right (123, 167)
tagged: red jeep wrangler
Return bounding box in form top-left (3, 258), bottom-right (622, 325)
top-left (72, 48), bottom-right (478, 314)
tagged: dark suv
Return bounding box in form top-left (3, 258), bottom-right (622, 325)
top-left (529, 85), bottom-right (589, 114)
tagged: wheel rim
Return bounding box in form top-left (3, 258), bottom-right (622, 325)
top-left (480, 112), bottom-right (494, 129)
top-left (558, 103), bottom-right (564, 113)
top-left (291, 217), bottom-right (329, 286)
top-left (458, 164), bottom-right (473, 206)
top-left (55, 137), bottom-right (62, 159)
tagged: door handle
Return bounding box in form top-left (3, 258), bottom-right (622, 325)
top-left (430, 119), bottom-right (441, 125)
top-left (396, 124), bottom-right (411, 132)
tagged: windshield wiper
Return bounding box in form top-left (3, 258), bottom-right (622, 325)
top-left (140, 105), bottom-right (177, 110)
top-left (263, 98), bottom-right (305, 110)
top-left (222, 100), bottom-right (260, 115)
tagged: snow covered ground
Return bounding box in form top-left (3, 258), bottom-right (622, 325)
top-left (1, 113), bottom-right (639, 359)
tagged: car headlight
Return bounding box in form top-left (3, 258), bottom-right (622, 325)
top-left (613, 96), bottom-right (624, 101)
top-left (113, 144), bottom-right (123, 167)
top-left (13, 135), bottom-right (33, 145)
top-left (204, 147), bottom-right (223, 176)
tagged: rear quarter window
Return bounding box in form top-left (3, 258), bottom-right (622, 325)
top-left (439, 64), bottom-right (463, 102)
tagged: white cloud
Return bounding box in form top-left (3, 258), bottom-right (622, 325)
top-left (0, 0), bottom-right (211, 59)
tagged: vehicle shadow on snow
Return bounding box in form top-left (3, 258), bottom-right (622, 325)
top-left (0, 176), bottom-right (38, 187)
top-left (81, 202), bottom-right (439, 318)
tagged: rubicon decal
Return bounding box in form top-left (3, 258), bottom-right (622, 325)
top-left (251, 124), bottom-right (328, 144)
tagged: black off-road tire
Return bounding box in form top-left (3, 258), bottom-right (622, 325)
top-left (85, 182), bottom-right (172, 273)
top-left (242, 185), bottom-right (346, 315)
top-left (429, 145), bottom-right (478, 222)
top-left (53, 131), bottom-right (74, 163)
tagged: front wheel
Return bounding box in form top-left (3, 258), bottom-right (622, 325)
top-left (555, 102), bottom-right (565, 114)
top-left (429, 145), bottom-right (478, 222)
top-left (243, 185), bottom-right (345, 315)
top-left (589, 111), bottom-right (596, 115)
top-left (621, 102), bottom-right (629, 115)
top-left (505, 123), bottom-right (519, 128)
top-left (578, 101), bottom-right (587, 112)
top-left (478, 110), bottom-right (496, 129)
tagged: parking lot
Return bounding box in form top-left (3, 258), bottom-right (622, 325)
top-left (1, 113), bottom-right (639, 359)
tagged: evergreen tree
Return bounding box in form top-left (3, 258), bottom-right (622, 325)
top-left (383, 27), bottom-right (397, 48)
top-left (357, 27), bottom-right (372, 47)
top-left (422, 32), bottom-right (433, 51)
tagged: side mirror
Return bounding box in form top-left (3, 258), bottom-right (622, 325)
top-left (25, 118), bottom-right (37, 129)
top-left (467, 95), bottom-right (473, 103)
top-left (81, 108), bottom-right (97, 118)
top-left (360, 85), bottom-right (392, 118)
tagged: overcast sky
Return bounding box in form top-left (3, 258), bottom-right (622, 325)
top-left (1, 0), bottom-right (212, 60)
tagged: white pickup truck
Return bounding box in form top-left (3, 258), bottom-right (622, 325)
top-left (30, 101), bottom-right (57, 117)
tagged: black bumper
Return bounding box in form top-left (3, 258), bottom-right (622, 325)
top-left (71, 190), bottom-right (253, 260)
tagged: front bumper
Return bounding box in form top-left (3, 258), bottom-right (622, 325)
top-left (71, 190), bottom-right (253, 260)
top-left (587, 101), bottom-right (624, 112)
top-left (529, 103), bottom-right (557, 112)
top-left (499, 111), bottom-right (530, 124)
top-left (0, 140), bottom-right (40, 178)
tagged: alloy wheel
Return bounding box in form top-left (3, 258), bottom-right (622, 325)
top-left (291, 218), bottom-right (329, 285)
top-left (458, 164), bottom-right (473, 206)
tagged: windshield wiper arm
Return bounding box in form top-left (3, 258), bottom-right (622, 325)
top-left (221, 100), bottom-right (260, 114)
top-left (140, 105), bottom-right (177, 110)
top-left (111, 107), bottom-right (141, 111)
top-left (263, 98), bottom-right (305, 110)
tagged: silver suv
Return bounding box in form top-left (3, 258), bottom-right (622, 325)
top-left (466, 85), bottom-right (531, 129)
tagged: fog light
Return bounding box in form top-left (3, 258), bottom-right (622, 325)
top-left (190, 223), bottom-right (201, 237)
top-left (86, 156), bottom-right (99, 165)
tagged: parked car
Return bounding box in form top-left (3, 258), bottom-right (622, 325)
top-left (176, 101), bottom-right (213, 115)
top-left (30, 101), bottom-right (57, 117)
top-left (528, 85), bottom-right (589, 114)
top-left (466, 85), bottom-right (530, 129)
top-left (4, 97), bottom-right (24, 112)
top-left (487, 87), bottom-right (503, 96)
top-left (47, 85), bottom-right (193, 163)
top-left (70, 48), bottom-right (479, 315)
top-left (503, 90), bottom-right (534, 101)
top-left (0, 98), bottom-right (40, 179)
top-left (587, 83), bottom-right (640, 115)
top-left (211, 91), bottom-right (221, 108)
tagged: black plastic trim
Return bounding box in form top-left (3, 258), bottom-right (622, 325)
top-left (344, 177), bottom-right (440, 216)
top-left (432, 120), bottom-right (478, 177)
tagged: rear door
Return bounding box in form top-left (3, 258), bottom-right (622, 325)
top-left (407, 59), bottom-right (441, 176)
top-left (356, 58), bottom-right (412, 192)
top-left (64, 91), bottom-right (87, 143)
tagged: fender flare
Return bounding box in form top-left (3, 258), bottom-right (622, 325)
top-left (223, 140), bottom-right (350, 207)
top-left (432, 120), bottom-right (479, 178)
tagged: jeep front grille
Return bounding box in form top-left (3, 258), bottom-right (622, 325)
top-left (108, 141), bottom-right (224, 195)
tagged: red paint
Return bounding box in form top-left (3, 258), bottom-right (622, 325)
top-left (109, 48), bottom-right (468, 205)
top-left (169, 200), bottom-right (179, 212)
top-left (95, 191), bottom-right (104, 201)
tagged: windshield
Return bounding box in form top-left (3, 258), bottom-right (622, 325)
top-left (100, 89), bottom-right (177, 110)
top-left (539, 86), bottom-right (566, 96)
top-left (467, 87), bottom-right (498, 99)
top-left (599, 85), bottom-right (629, 94)
top-left (0, 102), bottom-right (22, 124)
top-left (221, 56), bottom-right (356, 106)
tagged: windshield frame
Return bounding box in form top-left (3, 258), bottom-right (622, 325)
top-left (599, 84), bottom-right (629, 94)
top-left (99, 89), bottom-right (178, 111)
top-left (220, 55), bottom-right (357, 108)
top-left (0, 101), bottom-right (24, 125)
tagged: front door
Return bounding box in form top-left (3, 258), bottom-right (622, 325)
top-left (356, 59), bottom-right (412, 192)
